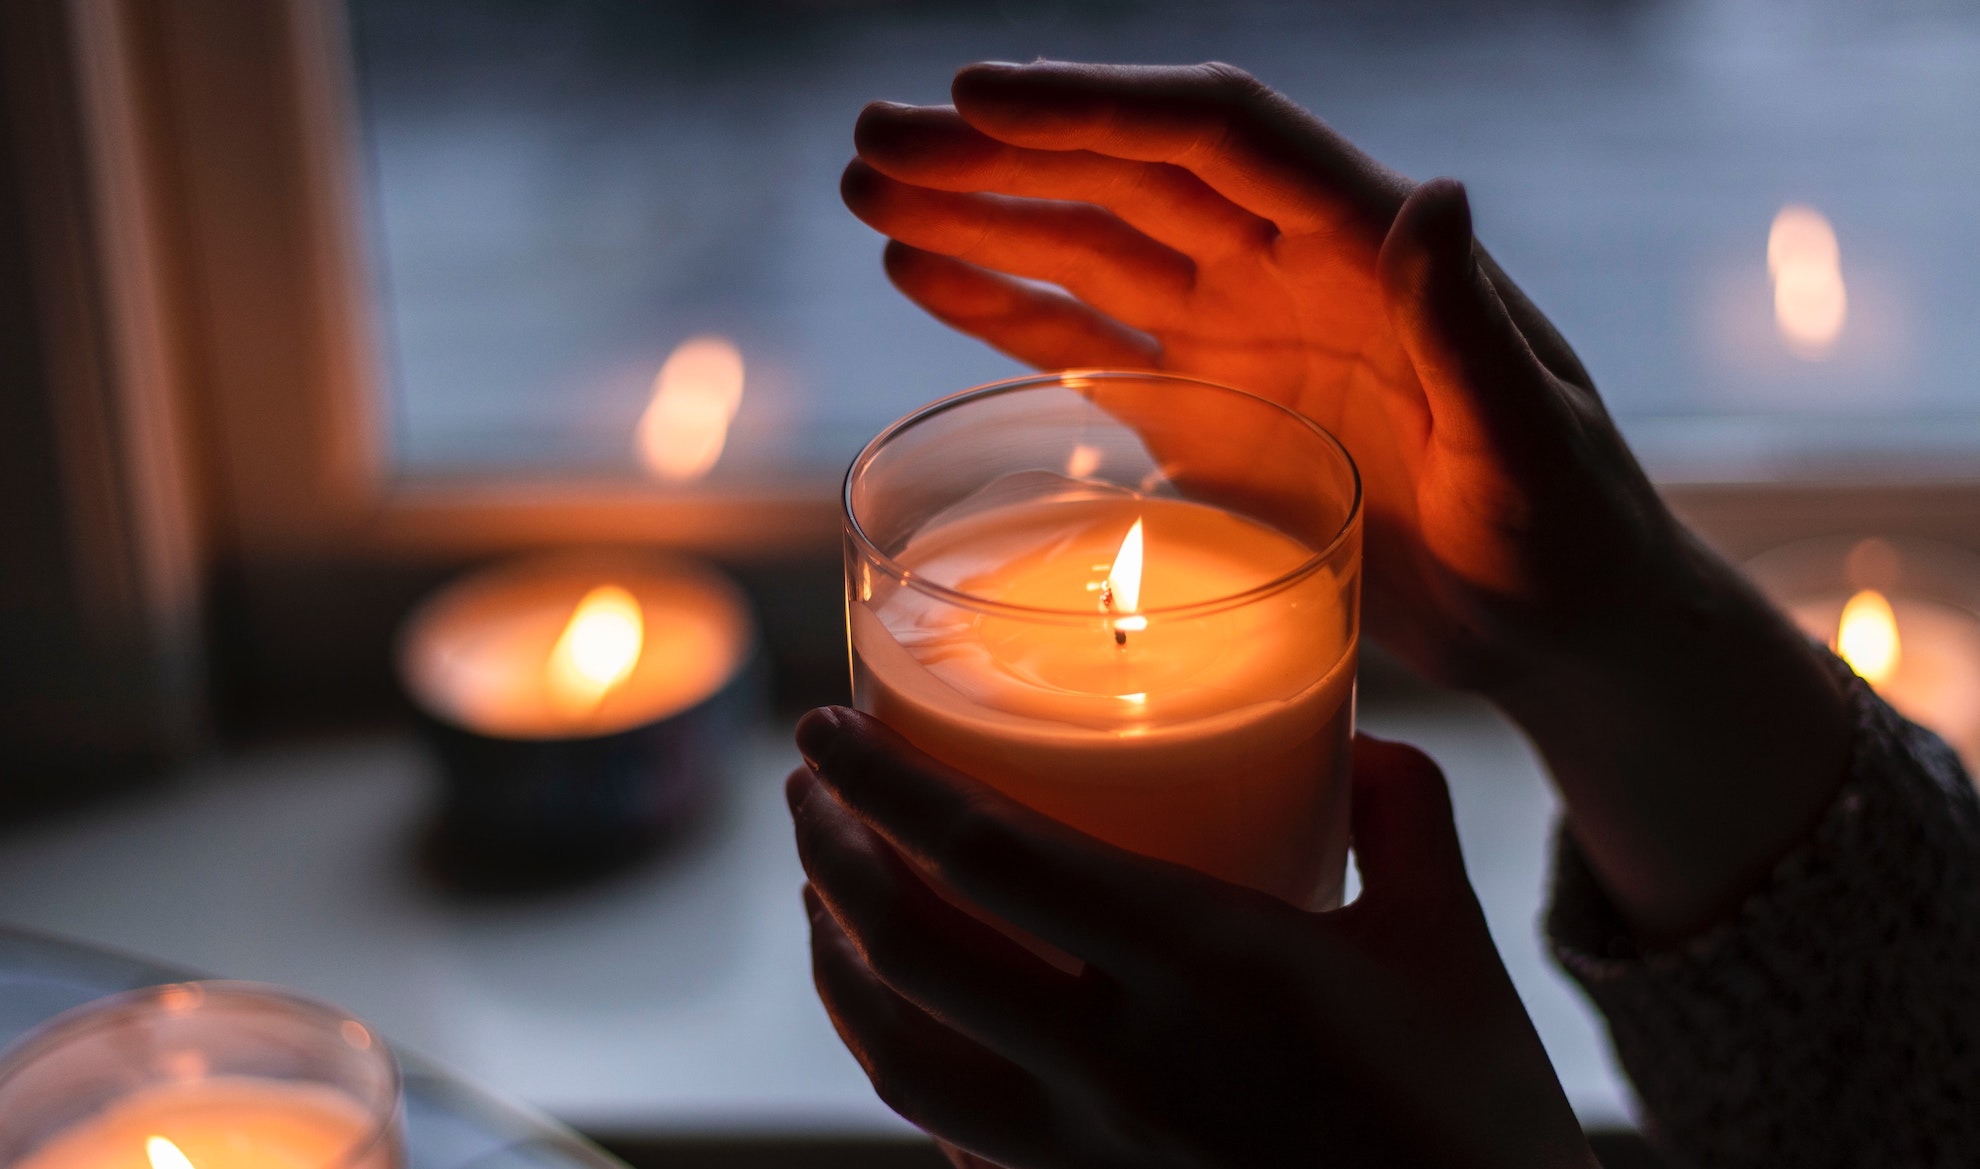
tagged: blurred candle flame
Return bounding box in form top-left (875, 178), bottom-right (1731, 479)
top-left (546, 585), bottom-right (644, 713)
top-left (148, 1138), bottom-right (196, 1169)
top-left (638, 336), bottom-right (744, 481)
top-left (1066, 443), bottom-right (1102, 480)
top-left (1768, 205), bottom-right (1846, 358)
top-left (1107, 519), bottom-right (1147, 634)
top-left (1835, 588), bottom-right (1900, 687)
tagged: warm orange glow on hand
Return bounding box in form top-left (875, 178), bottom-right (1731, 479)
top-left (545, 585), bottom-right (645, 713)
top-left (147, 1137), bottom-right (196, 1169)
top-left (1835, 588), bottom-right (1900, 687)
top-left (1105, 518), bottom-right (1148, 634)
top-left (1768, 205), bottom-right (1846, 357)
top-left (638, 336), bottom-right (744, 481)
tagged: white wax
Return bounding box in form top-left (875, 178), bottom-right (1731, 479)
top-left (399, 556), bottom-right (753, 740)
top-left (853, 493), bottom-right (1357, 908)
top-left (13, 1077), bottom-right (395, 1169)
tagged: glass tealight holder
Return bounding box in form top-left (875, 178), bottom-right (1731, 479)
top-left (1747, 534), bottom-right (1980, 774)
top-left (0, 982), bottom-right (404, 1169)
top-left (843, 370), bottom-right (1362, 910)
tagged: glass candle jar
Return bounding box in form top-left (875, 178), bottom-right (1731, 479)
top-left (0, 982), bottom-right (404, 1169)
top-left (843, 371), bottom-right (1362, 910)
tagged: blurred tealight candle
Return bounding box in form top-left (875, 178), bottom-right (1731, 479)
top-left (397, 553), bottom-right (757, 882)
top-left (1751, 537), bottom-right (1980, 775)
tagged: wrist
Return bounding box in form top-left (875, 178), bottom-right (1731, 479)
top-left (1484, 527), bottom-right (1852, 944)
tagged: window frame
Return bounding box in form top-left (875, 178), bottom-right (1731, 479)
top-left (107, 0), bottom-right (840, 566)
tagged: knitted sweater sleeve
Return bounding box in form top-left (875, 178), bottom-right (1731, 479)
top-left (1545, 656), bottom-right (1980, 1168)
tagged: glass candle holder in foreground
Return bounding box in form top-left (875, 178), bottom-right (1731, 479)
top-left (843, 371), bottom-right (1362, 910)
top-left (0, 982), bottom-right (403, 1169)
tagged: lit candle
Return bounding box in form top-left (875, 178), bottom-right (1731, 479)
top-left (853, 494), bottom-right (1355, 908)
top-left (844, 372), bottom-right (1362, 911)
top-left (400, 558), bottom-right (752, 741)
top-left (0, 983), bottom-right (401, 1169)
top-left (1751, 536), bottom-right (1980, 775)
top-left (12, 1084), bottom-right (387, 1169)
top-left (397, 553), bottom-right (758, 881)
top-left (1789, 586), bottom-right (1980, 773)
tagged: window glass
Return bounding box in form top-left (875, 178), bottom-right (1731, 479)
top-left (348, 0), bottom-right (1980, 486)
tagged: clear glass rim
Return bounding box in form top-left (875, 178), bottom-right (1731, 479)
top-left (0, 980), bottom-right (403, 1169)
top-left (843, 369), bottom-right (1363, 620)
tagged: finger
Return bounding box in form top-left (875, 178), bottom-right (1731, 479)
top-left (856, 102), bottom-right (1275, 262)
top-left (1346, 734), bottom-right (1471, 906)
top-left (881, 247), bottom-right (1326, 541)
top-left (1479, 249), bottom-right (1597, 393)
top-left (806, 890), bottom-right (1072, 1169)
top-left (882, 242), bottom-right (1161, 370)
top-left (951, 60), bottom-right (1411, 238)
top-left (1376, 178), bottom-right (1574, 464)
top-left (843, 158), bottom-right (1194, 330)
top-left (796, 706), bottom-right (1235, 972)
top-left (788, 767), bottom-right (1092, 1067)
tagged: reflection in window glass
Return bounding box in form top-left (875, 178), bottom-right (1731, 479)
top-left (348, 0), bottom-right (1980, 485)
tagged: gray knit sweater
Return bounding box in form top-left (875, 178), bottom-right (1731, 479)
top-left (1547, 658), bottom-right (1980, 1168)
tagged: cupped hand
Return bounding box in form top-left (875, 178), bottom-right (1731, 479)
top-left (789, 707), bottom-right (1596, 1169)
top-left (842, 61), bottom-right (1685, 691)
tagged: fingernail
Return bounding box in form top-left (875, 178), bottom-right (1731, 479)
top-left (784, 768), bottom-right (811, 814)
top-left (794, 707), bottom-right (843, 771)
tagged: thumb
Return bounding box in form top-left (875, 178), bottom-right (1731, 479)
top-left (1376, 178), bottom-right (1567, 463)
top-left (1348, 734), bottom-right (1473, 906)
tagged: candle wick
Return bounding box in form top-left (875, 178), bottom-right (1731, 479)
top-left (1099, 579), bottom-right (1129, 647)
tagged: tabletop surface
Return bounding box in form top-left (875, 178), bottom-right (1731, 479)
top-left (0, 696), bottom-right (1635, 1135)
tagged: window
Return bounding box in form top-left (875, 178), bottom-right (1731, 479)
top-left (343, 0), bottom-right (1980, 495)
top-left (28, 0), bottom-right (1980, 737)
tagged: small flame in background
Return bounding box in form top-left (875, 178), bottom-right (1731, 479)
top-left (545, 585), bottom-right (644, 714)
top-left (148, 1138), bottom-right (196, 1169)
top-left (639, 336), bottom-right (744, 481)
top-left (1106, 518), bottom-right (1147, 634)
top-left (1066, 443), bottom-right (1102, 480)
top-left (1769, 205), bottom-right (1847, 358)
top-left (1835, 588), bottom-right (1900, 687)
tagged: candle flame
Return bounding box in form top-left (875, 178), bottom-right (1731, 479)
top-left (1835, 588), bottom-right (1900, 687)
top-left (1106, 519), bottom-right (1147, 635)
top-left (638, 336), bottom-right (744, 481)
top-left (545, 585), bottom-right (644, 713)
top-left (148, 1137), bottom-right (196, 1169)
top-left (1768, 205), bottom-right (1846, 358)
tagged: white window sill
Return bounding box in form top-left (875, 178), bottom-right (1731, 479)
top-left (0, 697), bottom-right (1634, 1134)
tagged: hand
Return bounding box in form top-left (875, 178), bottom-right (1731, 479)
top-left (843, 61), bottom-right (1851, 943)
top-left (789, 707), bottom-right (1596, 1169)
top-left (842, 60), bottom-right (1676, 692)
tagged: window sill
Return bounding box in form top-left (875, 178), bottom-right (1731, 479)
top-left (0, 694), bottom-right (1637, 1134)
